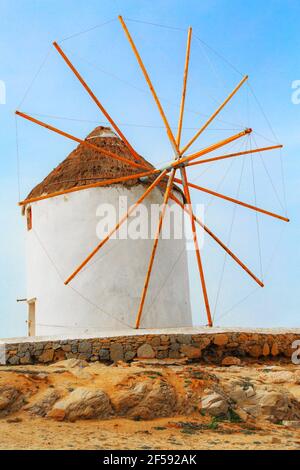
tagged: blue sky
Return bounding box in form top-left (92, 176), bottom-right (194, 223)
top-left (0, 0), bottom-right (299, 337)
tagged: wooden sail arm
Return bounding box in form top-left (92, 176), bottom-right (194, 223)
top-left (180, 75), bottom-right (249, 155)
top-left (135, 168), bottom-right (177, 329)
top-left (170, 192), bottom-right (264, 287)
top-left (173, 178), bottom-right (290, 222)
top-left (64, 170), bottom-right (168, 285)
top-left (176, 27), bottom-right (192, 147)
top-left (185, 144), bottom-right (283, 167)
top-left (15, 111), bottom-right (149, 171)
top-left (179, 167), bottom-right (213, 326)
top-left (18, 168), bottom-right (161, 206)
top-left (179, 128), bottom-right (252, 165)
top-left (118, 15), bottom-right (179, 156)
top-left (53, 41), bottom-right (148, 166)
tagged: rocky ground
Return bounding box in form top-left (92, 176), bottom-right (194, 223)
top-left (0, 358), bottom-right (300, 450)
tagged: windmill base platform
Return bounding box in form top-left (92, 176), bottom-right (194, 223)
top-left (1, 327), bottom-right (299, 366)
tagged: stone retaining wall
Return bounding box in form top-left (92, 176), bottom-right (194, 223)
top-left (2, 330), bottom-right (300, 365)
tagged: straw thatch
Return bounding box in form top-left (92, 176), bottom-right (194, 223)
top-left (27, 127), bottom-right (158, 199)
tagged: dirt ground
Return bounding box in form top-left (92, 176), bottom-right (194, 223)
top-left (1, 413), bottom-right (300, 450)
top-left (0, 360), bottom-right (299, 450)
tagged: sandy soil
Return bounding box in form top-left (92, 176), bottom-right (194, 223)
top-left (1, 414), bottom-right (300, 450)
top-left (0, 361), bottom-right (299, 450)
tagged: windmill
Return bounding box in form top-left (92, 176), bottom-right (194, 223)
top-left (16, 16), bottom-right (289, 332)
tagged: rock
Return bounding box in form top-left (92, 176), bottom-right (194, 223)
top-left (271, 437), bottom-right (281, 444)
top-left (110, 343), bottom-right (124, 362)
top-left (48, 387), bottom-right (113, 421)
top-left (248, 345), bottom-right (262, 358)
top-left (20, 351), bottom-right (32, 365)
top-left (124, 351), bottom-right (136, 362)
top-left (257, 390), bottom-right (292, 422)
top-left (39, 349), bottom-right (54, 363)
top-left (262, 343), bottom-right (270, 356)
top-left (6, 417), bottom-right (22, 423)
top-left (150, 337), bottom-right (160, 347)
top-left (8, 356), bottom-right (20, 365)
top-left (137, 344), bottom-right (155, 359)
top-left (180, 345), bottom-right (201, 359)
top-left (229, 385), bottom-right (247, 403)
top-left (282, 420), bottom-right (300, 428)
top-left (213, 334), bottom-right (228, 347)
top-left (53, 350), bottom-right (66, 362)
top-left (271, 343), bottom-right (279, 356)
top-left (78, 341), bottom-right (92, 354)
top-left (176, 335), bottom-right (192, 345)
top-left (0, 386), bottom-right (23, 415)
top-left (201, 392), bottom-right (228, 417)
top-left (264, 371), bottom-right (294, 384)
top-left (221, 356), bottom-right (241, 366)
top-left (99, 349), bottom-right (110, 361)
top-left (27, 389), bottom-right (62, 417)
top-left (49, 358), bottom-right (89, 369)
top-left (245, 387), bottom-right (256, 398)
top-left (169, 350), bottom-right (181, 359)
top-left (18, 343), bottom-right (31, 354)
top-left (111, 375), bottom-right (177, 419)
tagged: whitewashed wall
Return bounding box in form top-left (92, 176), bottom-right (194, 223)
top-left (25, 184), bottom-right (192, 336)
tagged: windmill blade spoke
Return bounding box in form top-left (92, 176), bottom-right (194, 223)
top-left (180, 75), bottom-right (249, 155)
top-left (118, 15), bottom-right (179, 156)
top-left (185, 144), bottom-right (283, 167)
top-left (173, 178), bottom-right (290, 222)
top-left (176, 27), bottom-right (192, 147)
top-left (179, 167), bottom-right (213, 326)
top-left (64, 170), bottom-right (168, 285)
top-left (18, 168), bottom-right (161, 206)
top-left (170, 193), bottom-right (264, 287)
top-left (177, 128), bottom-right (252, 166)
top-left (135, 169), bottom-right (176, 329)
top-left (16, 111), bottom-right (149, 171)
top-left (53, 41), bottom-right (147, 166)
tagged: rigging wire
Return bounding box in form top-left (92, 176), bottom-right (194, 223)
top-left (194, 34), bottom-right (244, 78)
top-left (247, 81), bottom-right (288, 215)
top-left (15, 115), bottom-right (21, 200)
top-left (143, 244), bottom-right (186, 321)
top-left (59, 18), bottom-right (117, 43)
top-left (124, 17), bottom-right (187, 32)
top-left (217, 222), bottom-right (287, 323)
top-left (18, 111), bottom-right (240, 131)
top-left (17, 47), bottom-right (52, 109)
top-left (31, 227), bottom-right (133, 329)
top-left (252, 134), bottom-right (286, 214)
top-left (213, 147), bottom-right (246, 322)
top-left (249, 136), bottom-right (264, 281)
top-left (60, 45), bottom-right (247, 130)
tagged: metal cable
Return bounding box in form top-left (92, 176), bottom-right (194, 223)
top-left (31, 228), bottom-right (132, 329)
top-left (59, 18), bottom-right (117, 43)
top-left (17, 47), bottom-right (52, 109)
top-left (213, 147), bottom-right (246, 322)
top-left (249, 136), bottom-right (264, 280)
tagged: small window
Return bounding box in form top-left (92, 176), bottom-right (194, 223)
top-left (26, 206), bottom-right (32, 231)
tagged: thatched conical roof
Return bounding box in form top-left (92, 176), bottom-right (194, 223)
top-left (27, 126), bottom-right (157, 199)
